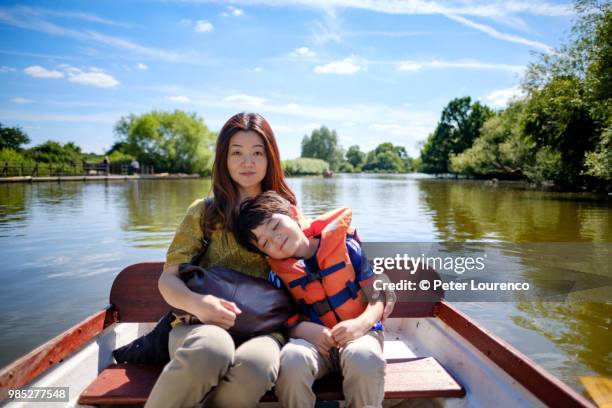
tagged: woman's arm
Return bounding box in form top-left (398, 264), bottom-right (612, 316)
top-left (160, 264), bottom-right (241, 330)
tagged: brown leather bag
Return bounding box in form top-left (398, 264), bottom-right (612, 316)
top-left (172, 263), bottom-right (292, 339)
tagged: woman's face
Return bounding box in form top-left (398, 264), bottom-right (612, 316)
top-left (227, 130), bottom-right (268, 197)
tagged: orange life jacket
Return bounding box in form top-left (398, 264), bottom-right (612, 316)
top-left (268, 207), bottom-right (367, 328)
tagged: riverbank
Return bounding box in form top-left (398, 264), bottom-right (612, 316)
top-left (396, 172), bottom-right (612, 194)
top-left (0, 174), bottom-right (201, 183)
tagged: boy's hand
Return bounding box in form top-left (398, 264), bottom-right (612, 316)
top-left (331, 317), bottom-right (370, 348)
top-left (291, 321), bottom-right (337, 357)
top-left (314, 327), bottom-right (337, 358)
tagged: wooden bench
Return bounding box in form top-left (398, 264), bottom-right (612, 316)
top-left (78, 263), bottom-right (464, 406)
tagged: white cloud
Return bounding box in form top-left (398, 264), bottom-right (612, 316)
top-left (12, 6), bottom-right (130, 28)
top-left (169, 95), bottom-right (190, 103)
top-left (291, 46), bottom-right (316, 58)
top-left (223, 94), bottom-right (266, 106)
top-left (24, 65), bottom-right (64, 78)
top-left (311, 8), bottom-right (343, 45)
top-left (0, 110), bottom-right (120, 124)
top-left (444, 14), bottom-right (553, 52)
top-left (369, 123), bottom-right (403, 132)
top-left (1, 66), bottom-right (17, 72)
top-left (228, 6), bottom-right (244, 16)
top-left (274, 124), bottom-right (294, 133)
top-left (314, 58), bottom-right (361, 75)
top-left (118, 90), bottom-right (441, 157)
top-left (137, 63), bottom-right (148, 70)
top-left (483, 86), bottom-right (525, 107)
top-left (397, 61), bottom-right (423, 71)
top-left (195, 20), bottom-right (214, 32)
top-left (23, 64), bottom-right (119, 87)
top-left (181, 0), bottom-right (565, 51)
top-left (397, 59), bottom-right (525, 74)
top-left (11, 97), bottom-right (33, 104)
top-left (65, 67), bottom-right (119, 88)
top-left (0, 9), bottom-right (188, 62)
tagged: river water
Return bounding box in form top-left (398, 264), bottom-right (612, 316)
top-left (0, 174), bottom-right (610, 395)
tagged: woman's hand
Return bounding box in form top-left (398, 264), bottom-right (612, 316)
top-left (330, 317), bottom-right (370, 348)
top-left (191, 294), bottom-right (242, 330)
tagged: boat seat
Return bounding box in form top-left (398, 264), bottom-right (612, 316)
top-left (79, 263), bottom-right (462, 406)
top-left (78, 357), bottom-right (464, 406)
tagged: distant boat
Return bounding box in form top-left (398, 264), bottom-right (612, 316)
top-left (0, 263), bottom-right (595, 407)
top-left (323, 169), bottom-right (334, 178)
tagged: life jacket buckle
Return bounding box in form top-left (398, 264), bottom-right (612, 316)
top-left (311, 299), bottom-right (332, 316)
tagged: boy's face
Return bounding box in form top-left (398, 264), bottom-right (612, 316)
top-left (251, 213), bottom-right (304, 259)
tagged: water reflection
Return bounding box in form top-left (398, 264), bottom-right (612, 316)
top-left (118, 179), bottom-right (212, 248)
top-left (417, 179), bottom-right (612, 242)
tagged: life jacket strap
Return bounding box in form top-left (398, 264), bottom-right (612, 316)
top-left (327, 280), bottom-right (361, 310)
top-left (288, 261), bottom-right (347, 289)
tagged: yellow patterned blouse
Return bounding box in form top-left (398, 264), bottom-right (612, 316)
top-left (165, 198), bottom-right (270, 277)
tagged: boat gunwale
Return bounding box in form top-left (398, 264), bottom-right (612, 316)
top-left (435, 300), bottom-right (595, 408)
top-left (0, 307), bottom-right (116, 395)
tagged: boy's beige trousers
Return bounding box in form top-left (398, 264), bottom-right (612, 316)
top-left (275, 331), bottom-right (385, 408)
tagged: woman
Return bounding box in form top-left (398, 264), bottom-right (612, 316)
top-left (145, 112), bottom-right (299, 408)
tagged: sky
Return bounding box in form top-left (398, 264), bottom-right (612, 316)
top-left (0, 0), bottom-right (576, 159)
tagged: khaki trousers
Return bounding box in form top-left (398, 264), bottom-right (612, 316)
top-left (275, 331), bottom-right (385, 408)
top-left (144, 324), bottom-right (280, 408)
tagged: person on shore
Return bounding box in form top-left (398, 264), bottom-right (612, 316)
top-left (145, 113), bottom-right (303, 408)
top-left (101, 156), bottom-right (110, 175)
top-left (130, 159), bottom-right (140, 175)
top-left (235, 191), bottom-right (390, 408)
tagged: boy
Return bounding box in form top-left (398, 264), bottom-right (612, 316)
top-left (235, 191), bottom-right (388, 408)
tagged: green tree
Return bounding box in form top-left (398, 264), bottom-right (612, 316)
top-left (585, 126), bottom-right (612, 180)
top-left (26, 140), bottom-right (83, 163)
top-left (363, 142), bottom-right (409, 172)
top-left (420, 97), bottom-right (494, 174)
top-left (523, 75), bottom-right (597, 186)
top-left (450, 101), bottom-right (532, 177)
top-left (522, 0), bottom-right (610, 188)
top-left (0, 124), bottom-right (30, 150)
top-left (345, 145), bottom-right (365, 170)
top-left (114, 110), bottom-right (215, 175)
top-left (301, 126), bottom-right (344, 171)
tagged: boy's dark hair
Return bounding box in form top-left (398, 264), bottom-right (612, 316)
top-left (235, 190), bottom-right (293, 253)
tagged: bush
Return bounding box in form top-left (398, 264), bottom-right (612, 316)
top-left (584, 126), bottom-right (612, 181)
top-left (283, 158), bottom-right (329, 175)
top-left (0, 148), bottom-right (29, 163)
top-left (337, 162), bottom-right (355, 173)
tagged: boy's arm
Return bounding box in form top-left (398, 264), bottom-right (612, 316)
top-left (361, 272), bottom-right (397, 320)
top-left (348, 236), bottom-right (397, 319)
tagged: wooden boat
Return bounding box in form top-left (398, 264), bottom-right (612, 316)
top-left (0, 263), bottom-right (595, 407)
